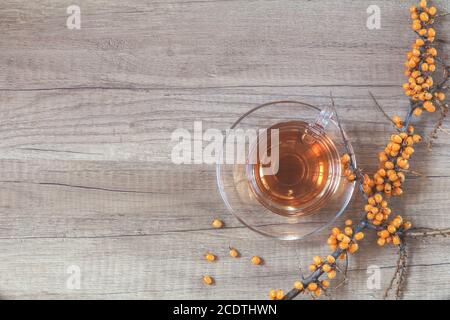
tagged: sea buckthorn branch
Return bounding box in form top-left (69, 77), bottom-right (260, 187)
top-left (278, 0), bottom-right (448, 300)
top-left (384, 242), bottom-right (408, 299)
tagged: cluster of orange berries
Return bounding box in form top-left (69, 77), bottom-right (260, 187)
top-left (404, 1), bottom-right (446, 116)
top-left (327, 219), bottom-right (364, 253)
top-left (299, 255), bottom-right (338, 298)
top-left (341, 154), bottom-right (356, 182)
top-left (376, 215), bottom-right (412, 247)
top-left (363, 193), bottom-right (392, 226)
top-left (361, 129), bottom-right (422, 198)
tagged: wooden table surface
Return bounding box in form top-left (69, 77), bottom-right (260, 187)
top-left (0, 0), bottom-right (449, 299)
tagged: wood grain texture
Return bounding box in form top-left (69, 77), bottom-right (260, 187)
top-left (0, 0), bottom-right (449, 299)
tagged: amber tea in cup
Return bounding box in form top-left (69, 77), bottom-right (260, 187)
top-left (247, 120), bottom-right (341, 217)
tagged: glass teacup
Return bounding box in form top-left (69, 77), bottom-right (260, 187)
top-left (216, 101), bottom-right (355, 240)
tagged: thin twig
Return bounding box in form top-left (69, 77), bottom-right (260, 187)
top-left (406, 227), bottom-right (450, 238)
top-left (428, 101), bottom-right (449, 150)
top-left (368, 91), bottom-right (398, 127)
top-left (398, 169), bottom-right (423, 177)
top-left (384, 243), bottom-right (408, 300)
top-left (436, 12), bottom-right (450, 18)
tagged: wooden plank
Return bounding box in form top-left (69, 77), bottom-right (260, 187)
top-left (0, 0), bottom-right (449, 299)
top-left (0, 0), bottom-right (448, 89)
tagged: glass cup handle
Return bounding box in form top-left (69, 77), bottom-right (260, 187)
top-left (302, 105), bottom-right (335, 144)
top-left (314, 104), bottom-right (334, 130)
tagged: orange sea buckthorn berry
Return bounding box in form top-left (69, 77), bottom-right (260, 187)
top-left (341, 154), bottom-right (351, 164)
top-left (436, 92), bottom-right (446, 101)
top-left (212, 219), bottom-right (224, 229)
top-left (348, 243), bottom-right (359, 254)
top-left (424, 101), bottom-right (436, 113)
top-left (321, 280), bottom-right (330, 288)
top-left (428, 28), bottom-right (436, 37)
top-left (391, 134), bottom-right (403, 144)
top-left (380, 230), bottom-right (390, 239)
top-left (426, 57), bottom-right (435, 64)
top-left (331, 227), bottom-right (341, 236)
top-left (424, 92), bottom-right (433, 100)
top-left (372, 220), bottom-right (382, 226)
top-left (344, 227), bottom-right (353, 237)
top-left (420, 12), bottom-right (429, 22)
top-left (388, 225), bottom-right (397, 234)
top-left (322, 264), bottom-right (332, 273)
top-left (336, 233), bottom-right (345, 241)
top-left (203, 275), bottom-right (214, 285)
top-left (269, 289), bottom-right (278, 300)
top-left (385, 161), bottom-right (395, 170)
top-left (428, 48), bottom-right (437, 56)
top-left (294, 281), bottom-right (304, 291)
top-left (418, 29), bottom-right (427, 36)
top-left (412, 48), bottom-right (421, 57)
top-left (393, 180), bottom-right (402, 188)
top-left (339, 242), bottom-right (349, 250)
top-left (276, 290), bottom-right (284, 300)
top-left (327, 235), bottom-right (337, 244)
top-left (404, 147), bottom-right (414, 156)
top-left (379, 152), bottom-right (388, 162)
top-left (354, 232), bottom-right (365, 241)
top-left (313, 256), bottom-right (322, 266)
top-left (410, 5), bottom-right (417, 13)
top-left (392, 220), bottom-right (402, 229)
top-left (392, 235), bottom-right (401, 246)
top-left (327, 270), bottom-right (337, 280)
top-left (428, 7), bottom-right (437, 16)
top-left (412, 21), bottom-right (422, 31)
top-left (377, 238), bottom-right (386, 247)
top-left (413, 134), bottom-right (422, 143)
top-left (205, 253), bottom-right (216, 262)
top-left (327, 255), bottom-right (336, 264)
top-left (251, 256), bottom-right (262, 265)
top-left (229, 248), bottom-right (239, 258)
top-left (374, 193), bottom-right (383, 203)
top-left (413, 108), bottom-right (423, 117)
top-left (392, 115), bottom-right (402, 124)
top-left (345, 219), bottom-right (353, 226)
top-left (309, 264), bottom-right (317, 272)
top-left (314, 288), bottom-right (322, 297)
top-left (375, 212), bottom-right (384, 222)
top-left (403, 221), bottom-right (412, 230)
top-left (419, 0), bottom-right (427, 9)
top-left (308, 282), bottom-right (318, 292)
